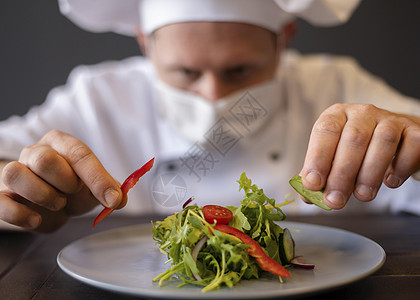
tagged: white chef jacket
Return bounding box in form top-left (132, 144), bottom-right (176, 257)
top-left (1, 50), bottom-right (420, 227)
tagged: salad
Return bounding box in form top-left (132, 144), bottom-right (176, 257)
top-left (152, 172), bottom-right (311, 292)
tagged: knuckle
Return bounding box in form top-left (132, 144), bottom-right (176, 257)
top-left (19, 144), bottom-right (36, 162)
top-left (343, 125), bottom-right (371, 147)
top-left (374, 124), bottom-right (400, 145)
top-left (29, 147), bottom-right (58, 173)
top-left (85, 170), bottom-right (109, 194)
top-left (313, 119), bottom-right (342, 138)
top-left (88, 175), bottom-right (106, 194)
top-left (2, 161), bottom-right (23, 187)
top-left (356, 103), bottom-right (378, 115)
top-left (43, 129), bottom-right (64, 141)
top-left (2, 163), bottom-right (61, 211)
top-left (327, 102), bottom-right (346, 112)
top-left (67, 143), bottom-right (93, 167)
top-left (66, 145), bottom-right (108, 193)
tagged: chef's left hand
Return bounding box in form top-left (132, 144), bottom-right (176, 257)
top-left (300, 103), bottom-right (420, 209)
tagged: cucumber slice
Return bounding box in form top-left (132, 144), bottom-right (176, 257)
top-left (289, 175), bottom-right (332, 211)
top-left (279, 228), bottom-right (295, 263)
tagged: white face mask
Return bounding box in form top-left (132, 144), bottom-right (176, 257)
top-left (154, 79), bottom-right (283, 144)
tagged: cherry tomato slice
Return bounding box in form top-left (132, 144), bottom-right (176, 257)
top-left (203, 205), bottom-right (233, 225)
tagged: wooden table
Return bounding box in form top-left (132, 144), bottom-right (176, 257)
top-left (1, 214), bottom-right (419, 299)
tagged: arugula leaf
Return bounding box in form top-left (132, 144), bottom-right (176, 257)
top-left (152, 172), bottom-right (294, 292)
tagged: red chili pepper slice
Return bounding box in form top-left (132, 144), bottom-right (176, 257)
top-left (214, 224), bottom-right (291, 278)
top-left (92, 157), bottom-right (155, 228)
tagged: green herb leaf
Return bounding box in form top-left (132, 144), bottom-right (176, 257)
top-left (226, 206), bottom-right (251, 231)
top-left (152, 172), bottom-right (294, 292)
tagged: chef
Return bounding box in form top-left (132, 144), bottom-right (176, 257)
top-left (0, 0), bottom-right (419, 232)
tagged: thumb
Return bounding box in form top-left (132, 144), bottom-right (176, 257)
top-left (41, 131), bottom-right (123, 208)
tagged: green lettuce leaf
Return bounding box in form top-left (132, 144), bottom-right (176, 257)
top-left (152, 172), bottom-right (294, 292)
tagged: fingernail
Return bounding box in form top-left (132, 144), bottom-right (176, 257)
top-left (386, 174), bottom-right (402, 188)
top-left (306, 171), bottom-right (322, 187)
top-left (53, 197), bottom-right (66, 211)
top-left (105, 188), bottom-right (120, 208)
top-left (355, 184), bottom-right (374, 200)
top-left (28, 215), bottom-right (41, 229)
top-left (325, 191), bottom-right (346, 208)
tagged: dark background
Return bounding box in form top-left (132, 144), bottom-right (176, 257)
top-left (0, 0), bottom-right (419, 121)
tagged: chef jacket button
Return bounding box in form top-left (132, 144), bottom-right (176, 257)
top-left (269, 152), bottom-right (281, 161)
top-left (167, 163), bottom-right (177, 171)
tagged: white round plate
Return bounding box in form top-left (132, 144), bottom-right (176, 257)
top-left (57, 222), bottom-right (385, 299)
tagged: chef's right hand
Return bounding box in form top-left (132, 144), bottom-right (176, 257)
top-left (0, 130), bottom-right (124, 232)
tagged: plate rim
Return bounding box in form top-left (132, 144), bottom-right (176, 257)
top-left (57, 221), bottom-right (386, 299)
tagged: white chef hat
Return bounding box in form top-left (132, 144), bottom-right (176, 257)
top-left (58, 0), bottom-right (362, 36)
